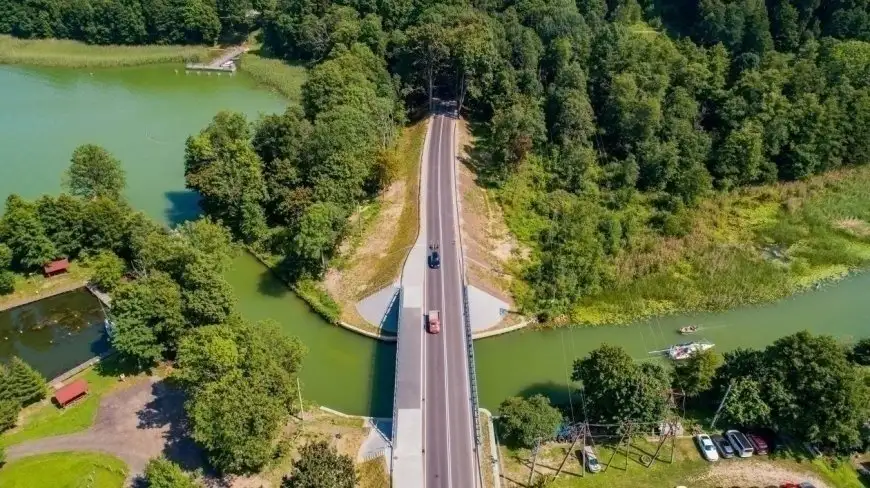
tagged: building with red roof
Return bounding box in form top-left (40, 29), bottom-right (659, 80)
top-left (53, 379), bottom-right (88, 408)
top-left (43, 258), bottom-right (70, 277)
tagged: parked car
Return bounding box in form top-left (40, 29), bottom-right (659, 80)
top-left (694, 433), bottom-right (720, 461)
top-left (746, 433), bottom-right (769, 455)
top-left (725, 429), bottom-right (754, 458)
top-left (710, 434), bottom-right (734, 458)
top-left (583, 446), bottom-right (601, 473)
top-left (798, 483), bottom-right (817, 488)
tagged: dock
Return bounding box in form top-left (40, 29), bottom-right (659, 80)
top-left (85, 283), bottom-right (111, 308)
top-left (185, 46), bottom-right (248, 73)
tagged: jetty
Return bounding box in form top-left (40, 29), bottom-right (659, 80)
top-left (185, 46), bottom-right (247, 73)
top-left (85, 283), bottom-right (112, 308)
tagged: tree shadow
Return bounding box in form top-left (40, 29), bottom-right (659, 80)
top-left (516, 381), bottom-right (581, 421)
top-left (257, 265), bottom-right (292, 298)
top-left (164, 190), bottom-right (202, 226)
top-left (136, 380), bottom-right (211, 474)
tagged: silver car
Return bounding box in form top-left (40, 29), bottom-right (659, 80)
top-left (695, 433), bottom-right (720, 461)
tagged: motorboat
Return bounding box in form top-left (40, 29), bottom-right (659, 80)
top-left (678, 325), bottom-right (699, 334)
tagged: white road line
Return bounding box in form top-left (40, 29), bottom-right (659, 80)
top-left (421, 117), bottom-right (430, 477)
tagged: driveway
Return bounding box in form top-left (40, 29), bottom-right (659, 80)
top-left (6, 377), bottom-right (205, 484)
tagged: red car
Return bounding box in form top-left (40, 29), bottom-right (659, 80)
top-left (428, 310), bottom-right (441, 334)
top-left (747, 433), bottom-right (769, 455)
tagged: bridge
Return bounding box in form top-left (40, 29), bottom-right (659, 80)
top-left (391, 112), bottom-right (482, 487)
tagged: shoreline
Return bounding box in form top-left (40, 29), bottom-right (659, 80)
top-left (246, 249), bottom-right (398, 342)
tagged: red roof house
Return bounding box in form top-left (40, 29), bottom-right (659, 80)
top-left (43, 258), bottom-right (70, 277)
top-left (53, 379), bottom-right (88, 408)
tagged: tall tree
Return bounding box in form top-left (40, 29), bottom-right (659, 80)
top-left (110, 271), bottom-right (184, 365)
top-left (64, 144), bottom-right (126, 201)
top-left (7, 357), bottom-right (47, 406)
top-left (673, 348), bottom-right (721, 397)
top-left (0, 195), bottom-right (58, 271)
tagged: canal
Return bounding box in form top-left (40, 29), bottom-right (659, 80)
top-left (4, 63), bottom-right (870, 417)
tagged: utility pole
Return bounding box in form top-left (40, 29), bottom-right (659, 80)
top-left (527, 439), bottom-right (541, 486)
top-left (710, 381), bottom-right (734, 430)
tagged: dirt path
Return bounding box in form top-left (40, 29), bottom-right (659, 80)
top-left (6, 378), bottom-right (204, 484)
top-left (696, 460), bottom-right (831, 488)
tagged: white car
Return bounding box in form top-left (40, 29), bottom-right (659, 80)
top-left (583, 446), bottom-right (601, 473)
top-left (695, 433), bottom-right (720, 461)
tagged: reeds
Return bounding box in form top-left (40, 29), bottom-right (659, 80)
top-left (0, 35), bottom-right (211, 68)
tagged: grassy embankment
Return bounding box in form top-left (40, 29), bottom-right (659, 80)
top-left (0, 452), bottom-right (128, 487)
top-left (320, 119), bottom-right (428, 334)
top-left (500, 437), bottom-right (865, 488)
top-left (238, 48), bottom-right (307, 103)
top-left (500, 163), bottom-right (870, 325)
top-left (1, 357), bottom-right (145, 447)
top-left (0, 35), bottom-right (211, 67)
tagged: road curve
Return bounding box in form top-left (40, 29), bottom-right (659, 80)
top-left (423, 113), bottom-right (478, 487)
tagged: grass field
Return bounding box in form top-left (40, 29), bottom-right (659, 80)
top-left (500, 161), bottom-right (870, 325)
top-left (1, 356), bottom-right (140, 447)
top-left (239, 48), bottom-right (307, 102)
top-left (0, 35), bottom-right (212, 67)
top-left (0, 452), bottom-right (127, 488)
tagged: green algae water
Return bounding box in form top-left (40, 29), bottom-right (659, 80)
top-left (0, 64), bottom-right (284, 224)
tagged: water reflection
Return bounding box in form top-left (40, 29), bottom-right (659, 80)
top-left (0, 289), bottom-right (109, 380)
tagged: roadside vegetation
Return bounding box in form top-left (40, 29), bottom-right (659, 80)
top-left (0, 451), bottom-right (127, 488)
top-left (0, 36), bottom-right (211, 68)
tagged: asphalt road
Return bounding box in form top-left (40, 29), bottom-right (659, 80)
top-left (423, 114), bottom-right (478, 487)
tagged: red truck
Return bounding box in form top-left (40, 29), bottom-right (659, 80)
top-left (428, 310), bottom-right (441, 334)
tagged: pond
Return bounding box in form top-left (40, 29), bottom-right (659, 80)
top-left (0, 289), bottom-right (108, 380)
top-left (5, 62), bottom-right (870, 418)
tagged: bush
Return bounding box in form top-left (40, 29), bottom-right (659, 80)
top-left (0, 271), bottom-right (14, 295)
top-left (89, 250), bottom-right (125, 292)
top-left (143, 457), bottom-right (200, 488)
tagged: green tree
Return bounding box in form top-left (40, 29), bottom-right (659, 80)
top-left (179, 257), bottom-right (236, 327)
top-left (110, 271), bottom-right (184, 365)
top-left (0, 195), bottom-right (58, 271)
top-left (184, 111), bottom-right (268, 244)
top-left (64, 144), bottom-right (126, 201)
top-left (89, 250), bottom-right (125, 292)
top-left (289, 202), bottom-right (344, 276)
top-left (673, 348), bottom-right (722, 397)
top-left (850, 338), bottom-right (870, 366)
top-left (82, 197), bottom-right (129, 253)
top-left (143, 457), bottom-right (200, 488)
top-left (283, 440), bottom-right (356, 488)
top-left (7, 357), bottom-right (47, 406)
top-left (175, 218), bottom-right (237, 274)
top-left (573, 344), bottom-right (671, 423)
top-left (497, 394), bottom-right (563, 448)
top-left (35, 194), bottom-right (85, 258)
top-left (0, 399), bottom-right (17, 433)
top-left (0, 243), bottom-right (14, 295)
top-left (188, 370), bottom-right (284, 473)
top-left (175, 325), bottom-right (240, 387)
top-left (719, 377), bottom-right (771, 427)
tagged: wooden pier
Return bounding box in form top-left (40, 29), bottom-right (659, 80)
top-left (185, 46), bottom-right (248, 73)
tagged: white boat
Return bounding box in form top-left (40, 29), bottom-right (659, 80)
top-left (667, 341), bottom-right (714, 360)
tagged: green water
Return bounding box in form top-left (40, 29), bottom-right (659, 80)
top-left (0, 64), bottom-right (285, 224)
top-left (474, 272), bottom-right (870, 410)
top-left (225, 252), bottom-right (395, 417)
